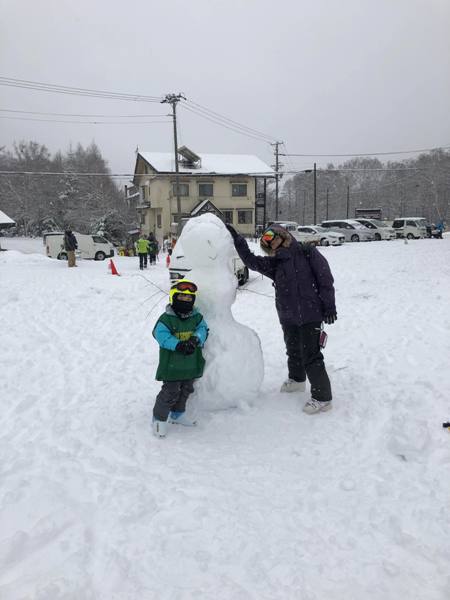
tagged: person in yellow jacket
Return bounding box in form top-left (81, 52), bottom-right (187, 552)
top-left (135, 236), bottom-right (150, 270)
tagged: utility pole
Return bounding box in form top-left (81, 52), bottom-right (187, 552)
top-left (346, 184), bottom-right (350, 219)
top-left (161, 93), bottom-right (186, 225)
top-left (271, 141), bottom-right (283, 220)
top-left (263, 178), bottom-right (267, 228)
top-left (313, 162), bottom-right (317, 224)
top-left (326, 188), bottom-right (329, 220)
top-left (304, 164), bottom-right (317, 223)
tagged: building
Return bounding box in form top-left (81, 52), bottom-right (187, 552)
top-left (129, 146), bottom-right (274, 240)
top-left (0, 209), bottom-right (15, 251)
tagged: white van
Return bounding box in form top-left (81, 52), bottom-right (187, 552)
top-left (44, 232), bottom-right (115, 260)
top-left (391, 218), bottom-right (427, 239)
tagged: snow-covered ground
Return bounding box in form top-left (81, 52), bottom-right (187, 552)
top-left (1, 237), bottom-right (449, 600)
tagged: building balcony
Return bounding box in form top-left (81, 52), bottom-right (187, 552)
top-left (136, 200), bottom-right (151, 209)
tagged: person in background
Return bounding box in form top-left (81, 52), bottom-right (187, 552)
top-left (226, 223), bottom-right (337, 415)
top-left (166, 247), bottom-right (172, 268)
top-left (64, 230), bottom-right (78, 268)
top-left (147, 233), bottom-right (159, 265)
top-left (135, 235), bottom-right (150, 270)
top-left (435, 220), bottom-right (445, 239)
top-left (152, 279), bottom-right (208, 438)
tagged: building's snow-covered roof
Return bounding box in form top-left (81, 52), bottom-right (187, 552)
top-left (138, 152), bottom-right (274, 176)
top-left (0, 209), bottom-right (15, 226)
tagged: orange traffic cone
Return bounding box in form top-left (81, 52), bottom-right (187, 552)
top-left (109, 259), bottom-right (120, 276)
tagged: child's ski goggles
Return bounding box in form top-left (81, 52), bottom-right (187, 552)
top-left (171, 280), bottom-right (198, 293)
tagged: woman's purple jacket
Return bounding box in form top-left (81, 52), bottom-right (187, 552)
top-left (234, 235), bottom-right (336, 326)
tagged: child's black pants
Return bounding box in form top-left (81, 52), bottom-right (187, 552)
top-left (153, 379), bottom-right (195, 421)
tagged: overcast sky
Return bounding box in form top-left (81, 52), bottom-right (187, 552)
top-left (1, 0), bottom-right (449, 183)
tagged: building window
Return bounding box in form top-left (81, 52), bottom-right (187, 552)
top-left (156, 214), bottom-right (162, 229)
top-left (238, 210), bottom-right (253, 224)
top-left (172, 183), bottom-right (189, 196)
top-left (144, 165), bottom-right (149, 174)
top-left (198, 183), bottom-right (214, 197)
top-left (140, 212), bottom-right (146, 226)
top-left (141, 186), bottom-right (147, 200)
top-left (223, 210), bottom-right (233, 224)
top-left (232, 183), bottom-right (247, 197)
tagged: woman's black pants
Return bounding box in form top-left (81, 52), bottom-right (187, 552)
top-left (281, 321), bottom-right (332, 402)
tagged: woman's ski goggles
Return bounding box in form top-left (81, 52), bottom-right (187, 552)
top-left (261, 229), bottom-right (277, 246)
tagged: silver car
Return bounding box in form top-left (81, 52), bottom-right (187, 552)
top-left (320, 219), bottom-right (375, 242)
top-left (354, 218), bottom-right (397, 241)
top-left (297, 225), bottom-right (345, 246)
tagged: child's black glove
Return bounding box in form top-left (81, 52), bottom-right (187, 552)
top-left (225, 224), bottom-right (239, 241)
top-left (176, 341), bottom-right (196, 355)
top-left (189, 336), bottom-right (200, 347)
top-left (323, 311), bottom-right (337, 325)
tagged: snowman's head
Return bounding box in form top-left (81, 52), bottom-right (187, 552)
top-left (179, 213), bottom-right (234, 270)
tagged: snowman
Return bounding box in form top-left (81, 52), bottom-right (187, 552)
top-left (176, 213), bottom-right (264, 410)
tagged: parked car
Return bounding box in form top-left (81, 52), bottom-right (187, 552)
top-left (354, 218), bottom-right (396, 240)
top-left (44, 231), bottom-right (115, 260)
top-left (391, 218), bottom-right (427, 239)
top-left (169, 241), bottom-right (249, 286)
top-left (297, 225), bottom-right (345, 246)
top-left (320, 220), bottom-right (375, 242)
top-left (268, 221), bottom-right (321, 244)
top-left (268, 220), bottom-right (299, 232)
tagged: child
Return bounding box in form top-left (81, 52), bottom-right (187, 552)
top-left (152, 279), bottom-right (208, 438)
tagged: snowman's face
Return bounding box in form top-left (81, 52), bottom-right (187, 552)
top-left (180, 214), bottom-right (234, 270)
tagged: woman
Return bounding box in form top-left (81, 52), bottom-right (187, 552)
top-left (226, 224), bottom-right (337, 414)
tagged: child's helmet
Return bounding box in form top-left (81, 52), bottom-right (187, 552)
top-left (169, 279), bottom-right (198, 305)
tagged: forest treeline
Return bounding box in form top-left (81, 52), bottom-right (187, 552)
top-left (1, 141), bottom-right (448, 238)
top-left (0, 141), bottom-right (134, 240)
top-left (270, 149), bottom-right (450, 225)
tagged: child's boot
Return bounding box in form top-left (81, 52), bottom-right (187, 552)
top-left (168, 411), bottom-right (197, 427)
top-left (152, 418), bottom-right (168, 437)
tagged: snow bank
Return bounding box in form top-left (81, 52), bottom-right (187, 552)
top-left (1, 238), bottom-right (449, 599)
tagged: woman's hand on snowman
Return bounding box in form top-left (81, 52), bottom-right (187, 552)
top-left (225, 224), bottom-right (239, 241)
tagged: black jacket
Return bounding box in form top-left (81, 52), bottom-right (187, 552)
top-left (235, 235), bottom-right (336, 325)
top-left (64, 232), bottom-right (78, 251)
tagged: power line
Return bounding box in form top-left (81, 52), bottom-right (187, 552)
top-left (180, 103), bottom-right (273, 144)
top-left (0, 108), bottom-right (170, 118)
top-left (0, 169), bottom-right (275, 178)
top-left (185, 99), bottom-right (276, 142)
top-left (0, 76), bottom-right (162, 103)
top-left (280, 145), bottom-right (450, 158)
top-left (0, 116), bottom-right (172, 125)
top-left (0, 170), bottom-right (136, 178)
top-left (283, 167), bottom-right (435, 173)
